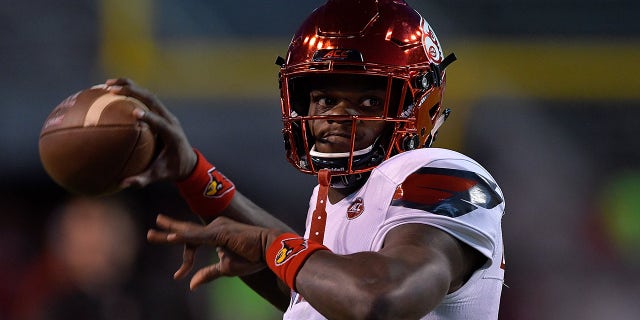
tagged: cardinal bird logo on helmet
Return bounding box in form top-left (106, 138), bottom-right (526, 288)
top-left (275, 237), bottom-right (309, 266)
top-left (421, 19), bottom-right (443, 63)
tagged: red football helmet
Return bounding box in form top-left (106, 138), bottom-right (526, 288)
top-left (278, 0), bottom-right (455, 177)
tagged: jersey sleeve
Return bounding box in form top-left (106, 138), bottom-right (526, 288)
top-left (375, 156), bottom-right (505, 263)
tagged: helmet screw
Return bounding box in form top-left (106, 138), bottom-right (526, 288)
top-left (421, 74), bottom-right (431, 89)
top-left (417, 73), bottom-right (432, 90)
top-left (402, 135), bottom-right (420, 150)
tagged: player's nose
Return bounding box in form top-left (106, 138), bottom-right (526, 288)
top-left (325, 101), bottom-right (358, 124)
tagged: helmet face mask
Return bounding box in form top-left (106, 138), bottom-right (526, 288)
top-left (279, 0), bottom-right (453, 176)
top-left (282, 73), bottom-right (411, 175)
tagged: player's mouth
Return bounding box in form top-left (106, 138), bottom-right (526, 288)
top-left (315, 131), bottom-right (355, 152)
top-left (318, 132), bottom-right (351, 143)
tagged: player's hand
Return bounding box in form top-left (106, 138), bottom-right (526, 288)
top-left (105, 78), bottom-right (198, 188)
top-left (147, 214), bottom-right (283, 290)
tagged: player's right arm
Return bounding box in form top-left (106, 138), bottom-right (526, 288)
top-left (105, 79), bottom-right (286, 224)
top-left (106, 78), bottom-right (293, 310)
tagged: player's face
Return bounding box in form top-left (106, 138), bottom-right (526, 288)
top-left (307, 77), bottom-right (387, 154)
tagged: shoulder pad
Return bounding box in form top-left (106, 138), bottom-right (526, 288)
top-left (391, 167), bottom-right (503, 217)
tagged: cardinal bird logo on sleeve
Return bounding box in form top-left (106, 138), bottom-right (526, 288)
top-left (204, 166), bottom-right (234, 198)
top-left (275, 237), bottom-right (309, 266)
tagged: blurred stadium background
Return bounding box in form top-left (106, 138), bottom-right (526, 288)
top-left (1, 0), bottom-right (639, 319)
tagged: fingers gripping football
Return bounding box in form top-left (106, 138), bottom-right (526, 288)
top-left (104, 78), bottom-right (198, 188)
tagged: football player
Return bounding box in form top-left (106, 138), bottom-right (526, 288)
top-left (109, 0), bottom-right (506, 318)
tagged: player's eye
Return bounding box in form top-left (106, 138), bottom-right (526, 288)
top-left (317, 96), bottom-right (337, 107)
top-left (359, 96), bottom-right (385, 116)
top-left (361, 97), bottom-right (381, 108)
top-left (310, 93), bottom-right (338, 113)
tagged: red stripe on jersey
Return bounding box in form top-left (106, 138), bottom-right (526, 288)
top-left (391, 167), bottom-right (502, 217)
top-left (399, 172), bottom-right (477, 206)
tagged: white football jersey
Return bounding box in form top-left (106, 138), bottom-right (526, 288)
top-left (283, 148), bottom-right (505, 320)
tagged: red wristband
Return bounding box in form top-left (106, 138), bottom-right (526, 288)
top-left (176, 149), bottom-right (236, 219)
top-left (266, 233), bottom-right (329, 291)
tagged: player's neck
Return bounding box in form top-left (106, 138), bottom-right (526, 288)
top-left (325, 172), bottom-right (370, 204)
top-left (328, 186), bottom-right (358, 204)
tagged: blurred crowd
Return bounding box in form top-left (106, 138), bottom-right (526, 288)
top-left (1, 188), bottom-right (207, 320)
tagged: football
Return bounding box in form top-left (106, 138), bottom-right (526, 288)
top-left (39, 85), bottom-right (156, 196)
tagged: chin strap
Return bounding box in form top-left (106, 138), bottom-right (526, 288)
top-left (425, 108), bottom-right (451, 147)
top-left (309, 169), bottom-right (331, 243)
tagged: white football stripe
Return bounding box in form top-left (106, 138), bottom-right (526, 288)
top-left (83, 93), bottom-right (126, 127)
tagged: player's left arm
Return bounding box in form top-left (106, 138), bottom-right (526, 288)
top-left (149, 213), bottom-right (292, 311)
